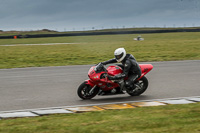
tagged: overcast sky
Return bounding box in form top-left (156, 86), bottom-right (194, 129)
top-left (1, 0), bottom-right (200, 31)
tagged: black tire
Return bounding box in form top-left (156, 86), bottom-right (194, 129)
top-left (77, 82), bottom-right (99, 100)
top-left (126, 76), bottom-right (148, 96)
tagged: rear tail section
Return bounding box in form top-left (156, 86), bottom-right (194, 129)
top-left (138, 64), bottom-right (153, 79)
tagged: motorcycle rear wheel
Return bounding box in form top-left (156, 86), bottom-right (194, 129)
top-left (126, 76), bottom-right (148, 96)
top-left (77, 82), bottom-right (99, 100)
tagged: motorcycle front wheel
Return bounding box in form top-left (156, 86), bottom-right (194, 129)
top-left (77, 82), bottom-right (99, 100)
top-left (126, 76), bottom-right (148, 96)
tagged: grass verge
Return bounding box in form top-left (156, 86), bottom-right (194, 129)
top-left (0, 32), bottom-right (200, 68)
top-left (0, 103), bottom-right (200, 133)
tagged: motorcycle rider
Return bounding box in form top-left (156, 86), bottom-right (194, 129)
top-left (102, 48), bottom-right (141, 90)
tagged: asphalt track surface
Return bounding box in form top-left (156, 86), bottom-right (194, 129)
top-left (0, 60), bottom-right (200, 112)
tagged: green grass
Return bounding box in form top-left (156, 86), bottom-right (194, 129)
top-left (0, 32), bottom-right (200, 69)
top-left (0, 103), bottom-right (200, 133)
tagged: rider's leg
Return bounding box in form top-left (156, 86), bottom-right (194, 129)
top-left (125, 74), bottom-right (139, 89)
top-left (118, 79), bottom-right (125, 92)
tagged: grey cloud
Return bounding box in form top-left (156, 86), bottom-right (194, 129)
top-left (1, 0), bottom-right (200, 31)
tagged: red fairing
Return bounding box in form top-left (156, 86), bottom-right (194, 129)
top-left (88, 66), bottom-right (102, 83)
top-left (107, 66), bottom-right (123, 76)
top-left (87, 65), bottom-right (120, 91)
top-left (138, 64), bottom-right (153, 80)
top-left (88, 66), bottom-right (96, 77)
top-left (85, 79), bottom-right (96, 87)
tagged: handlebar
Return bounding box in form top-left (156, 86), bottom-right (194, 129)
top-left (95, 62), bottom-right (107, 72)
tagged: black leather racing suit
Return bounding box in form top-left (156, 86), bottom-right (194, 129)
top-left (102, 54), bottom-right (141, 88)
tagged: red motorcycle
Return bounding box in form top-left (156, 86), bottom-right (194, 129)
top-left (77, 63), bottom-right (153, 100)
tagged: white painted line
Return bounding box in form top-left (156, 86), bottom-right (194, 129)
top-left (185, 97), bottom-right (200, 102)
top-left (0, 112), bottom-right (38, 118)
top-left (159, 99), bottom-right (196, 104)
top-left (32, 109), bottom-right (73, 115)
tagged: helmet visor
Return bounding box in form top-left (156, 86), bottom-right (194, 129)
top-left (115, 53), bottom-right (124, 60)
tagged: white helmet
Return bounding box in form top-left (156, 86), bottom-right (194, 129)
top-left (114, 48), bottom-right (126, 62)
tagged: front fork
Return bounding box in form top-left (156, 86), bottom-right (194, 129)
top-left (85, 80), bottom-right (97, 94)
top-left (85, 79), bottom-right (96, 87)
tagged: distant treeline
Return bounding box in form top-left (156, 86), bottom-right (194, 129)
top-left (1, 28), bottom-right (200, 39)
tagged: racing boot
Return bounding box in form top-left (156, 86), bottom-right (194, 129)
top-left (117, 79), bottom-right (125, 92)
top-left (125, 81), bottom-right (136, 90)
top-left (125, 74), bottom-right (138, 90)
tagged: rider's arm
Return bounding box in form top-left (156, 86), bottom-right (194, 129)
top-left (102, 58), bottom-right (117, 65)
top-left (122, 60), bottom-right (132, 76)
top-left (108, 60), bottom-right (131, 80)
